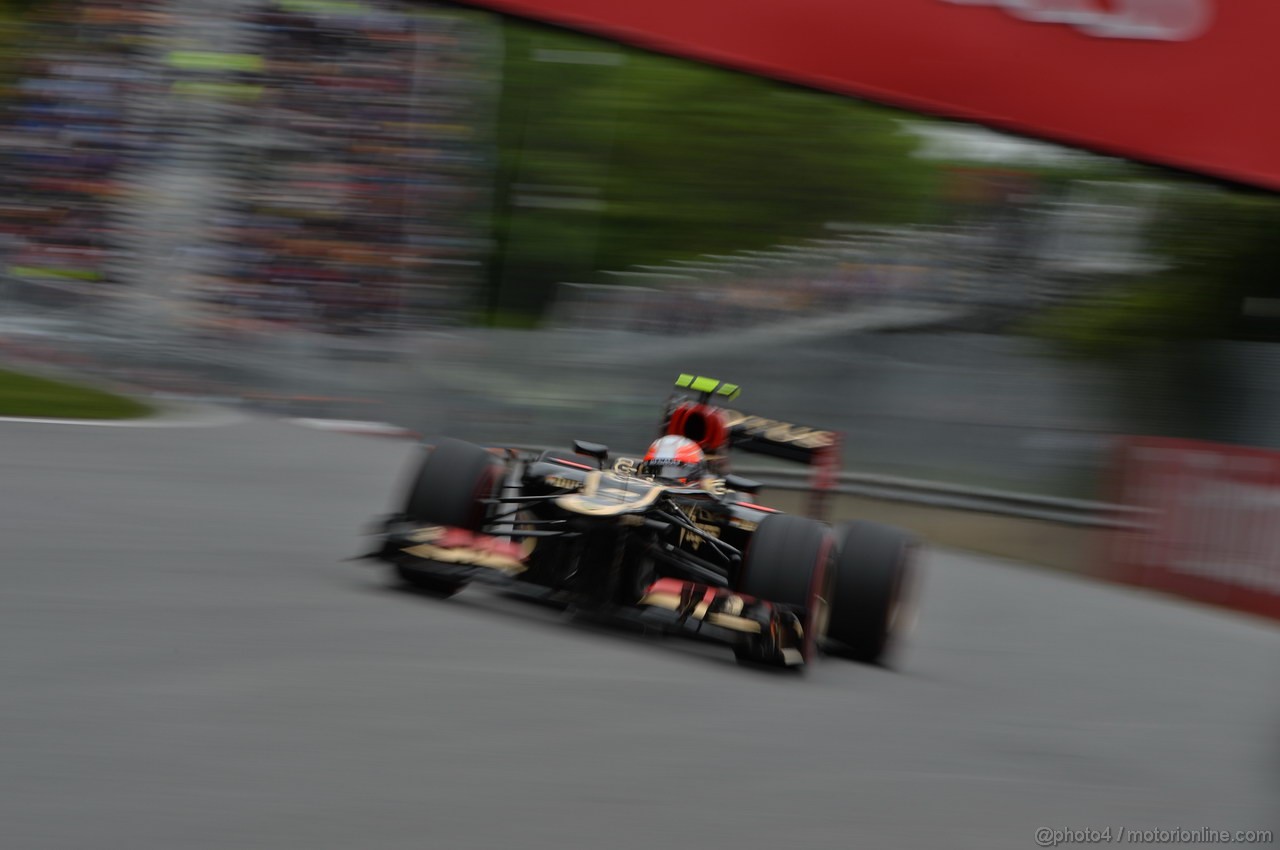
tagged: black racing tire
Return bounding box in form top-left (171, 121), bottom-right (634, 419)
top-left (403, 438), bottom-right (502, 530)
top-left (826, 520), bottom-right (917, 664)
top-left (733, 514), bottom-right (835, 665)
top-left (395, 439), bottom-right (502, 597)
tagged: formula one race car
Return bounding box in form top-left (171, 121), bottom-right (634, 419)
top-left (361, 375), bottom-right (917, 668)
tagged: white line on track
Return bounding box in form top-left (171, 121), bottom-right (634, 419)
top-left (0, 408), bottom-right (244, 428)
top-left (289, 418), bottom-right (418, 438)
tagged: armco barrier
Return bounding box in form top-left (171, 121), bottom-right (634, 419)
top-left (733, 466), bottom-right (1149, 529)
top-left (1109, 437), bottom-right (1280, 621)
top-left (735, 465), bottom-right (1141, 577)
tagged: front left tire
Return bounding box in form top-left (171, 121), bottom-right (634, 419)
top-left (395, 438), bottom-right (503, 597)
top-left (403, 438), bottom-right (503, 529)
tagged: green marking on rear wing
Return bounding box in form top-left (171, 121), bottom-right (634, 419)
top-left (673, 374), bottom-right (741, 401)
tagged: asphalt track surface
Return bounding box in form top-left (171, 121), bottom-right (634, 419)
top-left (2, 416), bottom-right (1277, 850)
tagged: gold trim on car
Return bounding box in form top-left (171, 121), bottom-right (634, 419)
top-left (400, 543), bottom-right (527, 575)
top-left (556, 471), bottom-right (668, 516)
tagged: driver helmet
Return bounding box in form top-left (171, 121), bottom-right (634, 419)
top-left (640, 435), bottom-right (706, 484)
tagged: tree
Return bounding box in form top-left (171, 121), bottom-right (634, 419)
top-left (1021, 176), bottom-right (1280, 442)
top-left (486, 20), bottom-right (937, 322)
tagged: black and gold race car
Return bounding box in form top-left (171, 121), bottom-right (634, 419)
top-left (361, 375), bottom-right (917, 668)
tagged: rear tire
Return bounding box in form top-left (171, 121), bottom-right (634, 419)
top-left (733, 514), bottom-right (834, 666)
top-left (396, 439), bottom-right (503, 596)
top-left (826, 520), bottom-right (917, 664)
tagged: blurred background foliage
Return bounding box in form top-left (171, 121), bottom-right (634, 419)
top-left (0, 1), bottom-right (34, 84)
top-left (1019, 178), bottom-right (1280, 444)
top-left (1027, 182), bottom-right (1280, 355)
top-left (484, 16), bottom-right (1280, 346)
top-left (486, 21), bottom-right (938, 321)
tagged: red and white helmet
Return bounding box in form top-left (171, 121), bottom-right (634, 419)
top-left (640, 435), bottom-right (706, 484)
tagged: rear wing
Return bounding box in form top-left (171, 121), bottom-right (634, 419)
top-left (662, 374), bottom-right (841, 519)
top-left (720, 409), bottom-right (838, 465)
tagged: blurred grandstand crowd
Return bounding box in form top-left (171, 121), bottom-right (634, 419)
top-left (0, 0), bottom-right (1163, 345)
top-left (0, 0), bottom-right (495, 336)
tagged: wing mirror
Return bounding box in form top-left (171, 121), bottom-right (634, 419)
top-left (724, 473), bottom-right (761, 495)
top-left (573, 440), bottom-right (609, 468)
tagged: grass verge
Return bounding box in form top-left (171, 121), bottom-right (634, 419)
top-left (0, 367), bottom-right (151, 419)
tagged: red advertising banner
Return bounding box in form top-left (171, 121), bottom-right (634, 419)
top-left (1110, 436), bottom-right (1280, 620)
top-left (456, 0), bottom-right (1280, 190)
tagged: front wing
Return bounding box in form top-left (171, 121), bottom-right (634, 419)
top-left (365, 521), bottom-right (809, 666)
